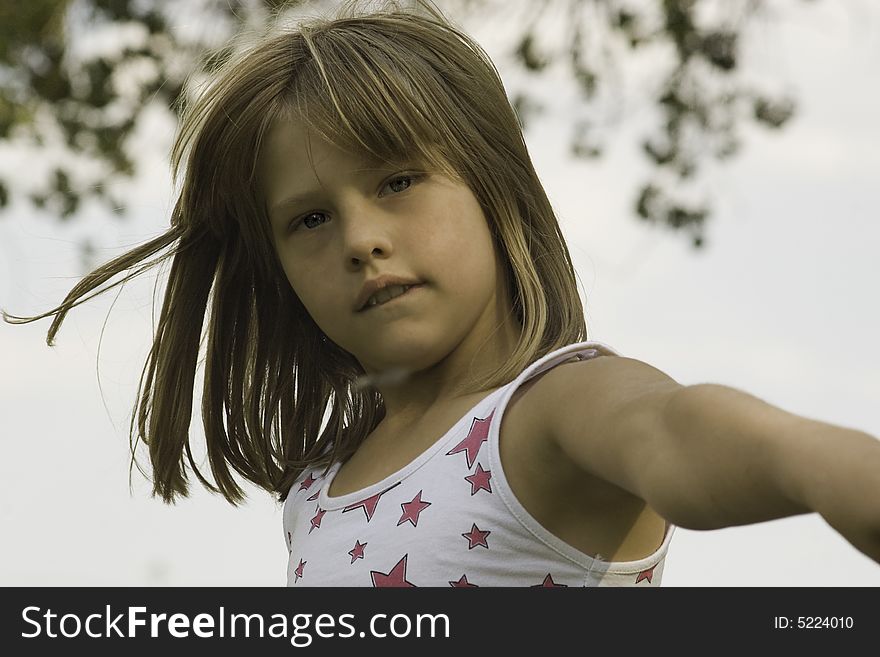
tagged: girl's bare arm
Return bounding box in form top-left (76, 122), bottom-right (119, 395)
top-left (662, 383), bottom-right (880, 563)
top-left (533, 357), bottom-right (880, 564)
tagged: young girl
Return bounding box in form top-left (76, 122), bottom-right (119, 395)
top-left (4, 0), bottom-right (879, 586)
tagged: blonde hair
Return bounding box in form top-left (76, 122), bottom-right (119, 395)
top-left (2, 0), bottom-right (587, 505)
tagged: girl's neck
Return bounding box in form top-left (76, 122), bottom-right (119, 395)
top-left (370, 314), bottom-right (521, 428)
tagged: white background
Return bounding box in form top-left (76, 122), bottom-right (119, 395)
top-left (1, 0), bottom-right (878, 585)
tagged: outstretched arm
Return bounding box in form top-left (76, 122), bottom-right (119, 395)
top-left (537, 356), bottom-right (880, 565)
top-left (661, 383), bottom-right (880, 562)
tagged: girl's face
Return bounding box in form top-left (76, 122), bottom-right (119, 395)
top-left (259, 117), bottom-right (518, 380)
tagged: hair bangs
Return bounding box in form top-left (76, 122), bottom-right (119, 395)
top-left (282, 27), bottom-right (458, 176)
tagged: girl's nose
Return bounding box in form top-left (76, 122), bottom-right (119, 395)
top-left (343, 210), bottom-right (394, 267)
top-left (349, 246), bottom-right (387, 266)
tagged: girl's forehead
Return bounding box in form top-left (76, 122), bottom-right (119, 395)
top-left (263, 116), bottom-right (404, 172)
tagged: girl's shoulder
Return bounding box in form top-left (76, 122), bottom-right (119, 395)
top-left (518, 350), bottom-right (682, 470)
top-left (498, 351), bottom-right (673, 561)
top-left (512, 348), bottom-right (683, 513)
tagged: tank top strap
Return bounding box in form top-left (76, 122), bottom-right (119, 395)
top-left (514, 340), bottom-right (620, 386)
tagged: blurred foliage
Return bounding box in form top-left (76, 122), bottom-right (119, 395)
top-left (506, 0), bottom-right (808, 248)
top-left (0, 0), bottom-right (813, 248)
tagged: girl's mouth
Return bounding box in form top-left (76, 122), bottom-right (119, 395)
top-left (361, 284), bottom-right (423, 311)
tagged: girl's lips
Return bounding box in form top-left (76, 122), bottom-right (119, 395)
top-left (354, 275), bottom-right (423, 311)
top-left (360, 283), bottom-right (423, 312)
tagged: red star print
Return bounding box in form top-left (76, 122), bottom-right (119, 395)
top-left (349, 540), bottom-right (367, 564)
top-left (398, 490), bottom-right (432, 527)
top-left (461, 523), bottom-right (491, 549)
top-left (307, 490), bottom-right (319, 501)
top-left (294, 558), bottom-right (306, 583)
top-left (464, 463), bottom-right (492, 495)
top-left (371, 554), bottom-right (416, 587)
top-left (635, 565), bottom-right (656, 584)
top-left (449, 574), bottom-right (478, 587)
top-left (342, 482), bottom-right (401, 522)
top-left (309, 507), bottom-right (326, 533)
top-left (446, 411), bottom-right (494, 469)
top-left (299, 473), bottom-right (318, 491)
top-left (532, 574), bottom-right (568, 587)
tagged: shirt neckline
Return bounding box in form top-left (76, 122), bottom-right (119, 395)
top-left (317, 385), bottom-right (510, 510)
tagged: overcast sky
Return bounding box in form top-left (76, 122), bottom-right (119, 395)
top-left (1, 0), bottom-right (878, 586)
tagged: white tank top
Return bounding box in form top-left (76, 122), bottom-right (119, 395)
top-left (282, 340), bottom-right (676, 587)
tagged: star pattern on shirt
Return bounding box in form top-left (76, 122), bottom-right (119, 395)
top-left (371, 554), bottom-right (417, 587)
top-left (461, 523), bottom-right (491, 549)
top-left (464, 463), bottom-right (492, 495)
top-left (282, 363), bottom-right (669, 587)
top-left (299, 473), bottom-right (318, 491)
top-left (309, 507), bottom-right (326, 533)
top-left (446, 410), bottom-right (494, 469)
top-left (349, 540), bottom-right (367, 564)
top-left (398, 490), bottom-right (432, 527)
top-left (532, 574), bottom-right (568, 587)
top-left (294, 558), bottom-right (306, 583)
top-left (342, 482), bottom-right (401, 523)
top-left (635, 565), bottom-right (656, 584)
top-left (449, 574), bottom-right (478, 587)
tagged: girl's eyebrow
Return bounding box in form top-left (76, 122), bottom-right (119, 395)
top-left (270, 190), bottom-right (323, 217)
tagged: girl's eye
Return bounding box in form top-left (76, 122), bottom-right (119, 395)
top-left (297, 212), bottom-right (328, 231)
top-left (288, 173), bottom-right (422, 233)
top-left (383, 173), bottom-right (420, 195)
top-left (287, 211), bottom-right (329, 233)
